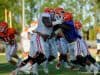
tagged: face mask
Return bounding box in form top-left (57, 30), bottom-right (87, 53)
top-left (42, 17), bottom-right (52, 27)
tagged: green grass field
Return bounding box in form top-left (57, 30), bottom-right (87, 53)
top-left (0, 54), bottom-right (99, 75)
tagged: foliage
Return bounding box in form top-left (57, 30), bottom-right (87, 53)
top-left (0, 0), bottom-right (99, 40)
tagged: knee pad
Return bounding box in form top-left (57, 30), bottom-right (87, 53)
top-left (48, 55), bottom-right (55, 62)
top-left (36, 52), bottom-right (47, 65)
top-left (76, 55), bottom-right (84, 63)
top-left (23, 56), bottom-right (33, 63)
top-left (71, 55), bottom-right (85, 66)
top-left (20, 56), bottom-right (33, 67)
top-left (85, 55), bottom-right (96, 64)
top-left (59, 54), bottom-right (67, 62)
top-left (76, 55), bottom-right (85, 66)
top-left (63, 54), bottom-right (67, 62)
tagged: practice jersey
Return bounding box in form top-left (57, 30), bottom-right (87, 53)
top-left (62, 20), bottom-right (81, 43)
top-left (36, 13), bottom-right (52, 35)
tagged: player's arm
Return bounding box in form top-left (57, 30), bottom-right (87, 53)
top-left (60, 20), bottom-right (75, 30)
top-left (58, 23), bottom-right (70, 30)
top-left (52, 20), bottom-right (71, 30)
top-left (34, 31), bottom-right (49, 41)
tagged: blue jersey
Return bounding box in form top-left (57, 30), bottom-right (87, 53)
top-left (62, 20), bottom-right (81, 43)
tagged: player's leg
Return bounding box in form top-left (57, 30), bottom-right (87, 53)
top-left (10, 43), bottom-right (22, 65)
top-left (32, 63), bottom-right (38, 75)
top-left (60, 37), bottom-right (71, 68)
top-left (69, 39), bottom-right (84, 70)
top-left (5, 44), bottom-right (17, 65)
top-left (39, 36), bottom-right (49, 74)
top-left (83, 52), bottom-right (99, 74)
top-left (13, 34), bottom-right (38, 74)
top-left (82, 39), bottom-right (99, 68)
top-left (48, 38), bottom-right (58, 63)
top-left (68, 42), bottom-right (76, 61)
top-left (85, 58), bottom-right (99, 75)
top-left (75, 39), bottom-right (85, 67)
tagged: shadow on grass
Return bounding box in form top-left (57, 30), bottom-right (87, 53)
top-left (0, 63), bottom-right (16, 74)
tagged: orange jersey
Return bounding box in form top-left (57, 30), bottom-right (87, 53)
top-left (0, 32), bottom-right (5, 38)
top-left (6, 28), bottom-right (17, 40)
top-left (0, 32), bottom-right (8, 42)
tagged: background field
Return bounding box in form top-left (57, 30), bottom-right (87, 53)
top-left (0, 49), bottom-right (99, 75)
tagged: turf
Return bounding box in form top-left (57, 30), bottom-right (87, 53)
top-left (0, 54), bottom-right (97, 75)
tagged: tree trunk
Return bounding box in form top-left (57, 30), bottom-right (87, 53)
top-left (4, 8), bottom-right (8, 22)
top-left (22, 0), bottom-right (25, 31)
top-left (9, 11), bottom-right (12, 28)
top-left (87, 30), bottom-right (89, 40)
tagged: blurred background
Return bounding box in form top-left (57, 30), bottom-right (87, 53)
top-left (0, 1), bottom-right (100, 75)
top-left (0, 0), bottom-right (100, 51)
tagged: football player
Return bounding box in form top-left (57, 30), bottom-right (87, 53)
top-left (74, 21), bottom-right (99, 74)
top-left (5, 28), bottom-right (21, 65)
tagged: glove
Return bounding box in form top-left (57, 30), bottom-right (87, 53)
top-left (55, 28), bottom-right (62, 35)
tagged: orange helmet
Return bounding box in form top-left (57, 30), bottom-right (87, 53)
top-left (54, 7), bottom-right (64, 14)
top-left (74, 21), bottom-right (82, 29)
top-left (63, 12), bottom-right (73, 21)
top-left (44, 7), bottom-right (53, 13)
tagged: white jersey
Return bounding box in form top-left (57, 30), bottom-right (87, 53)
top-left (29, 33), bottom-right (45, 57)
top-left (57, 37), bottom-right (68, 54)
top-left (36, 13), bottom-right (52, 35)
top-left (21, 31), bottom-right (30, 52)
